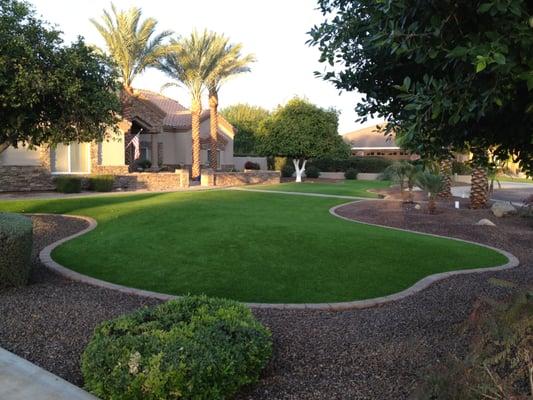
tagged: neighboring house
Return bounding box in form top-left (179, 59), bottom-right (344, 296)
top-left (0, 89), bottom-right (235, 192)
top-left (343, 126), bottom-right (414, 160)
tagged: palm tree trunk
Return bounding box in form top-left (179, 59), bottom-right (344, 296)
top-left (191, 99), bottom-right (201, 181)
top-left (470, 166), bottom-right (488, 209)
top-left (438, 157), bottom-right (453, 199)
top-left (428, 197), bottom-right (437, 214)
top-left (208, 90), bottom-right (218, 170)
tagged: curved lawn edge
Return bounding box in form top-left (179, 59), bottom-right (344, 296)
top-left (37, 208), bottom-right (520, 311)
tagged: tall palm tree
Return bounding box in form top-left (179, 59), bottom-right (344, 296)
top-left (470, 147), bottom-right (489, 209)
top-left (91, 3), bottom-right (171, 92)
top-left (157, 32), bottom-right (223, 180)
top-left (206, 36), bottom-right (255, 169)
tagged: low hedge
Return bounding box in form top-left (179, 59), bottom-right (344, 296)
top-left (88, 175), bottom-right (114, 192)
top-left (281, 163), bottom-right (295, 177)
top-left (81, 295), bottom-right (272, 400)
top-left (345, 168), bottom-right (358, 180)
top-left (0, 213), bottom-right (33, 288)
top-left (305, 165), bottom-right (320, 178)
top-left (55, 176), bottom-right (82, 193)
top-left (244, 161), bottom-right (261, 170)
top-left (308, 156), bottom-right (392, 173)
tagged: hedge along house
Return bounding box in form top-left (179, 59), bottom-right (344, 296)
top-left (0, 89), bottom-right (235, 192)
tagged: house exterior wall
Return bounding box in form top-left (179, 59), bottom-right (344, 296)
top-left (0, 147), bottom-right (54, 191)
top-left (0, 146), bottom-right (41, 166)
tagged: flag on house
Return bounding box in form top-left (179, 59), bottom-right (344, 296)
top-left (131, 134), bottom-right (140, 160)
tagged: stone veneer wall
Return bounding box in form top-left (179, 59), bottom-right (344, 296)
top-left (213, 171), bottom-right (281, 186)
top-left (115, 171), bottom-right (189, 191)
top-left (0, 147), bottom-right (54, 192)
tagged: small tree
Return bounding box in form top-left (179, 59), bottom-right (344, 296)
top-left (258, 98), bottom-right (349, 182)
top-left (221, 104), bottom-right (270, 155)
top-left (416, 171), bottom-right (445, 214)
top-left (383, 160), bottom-right (417, 201)
top-left (0, 0), bottom-right (120, 152)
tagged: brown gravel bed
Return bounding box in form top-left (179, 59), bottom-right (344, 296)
top-left (0, 209), bottom-right (531, 399)
top-left (0, 215), bottom-right (160, 386)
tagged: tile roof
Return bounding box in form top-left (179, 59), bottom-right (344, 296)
top-left (342, 125), bottom-right (398, 148)
top-left (134, 89), bottom-right (234, 135)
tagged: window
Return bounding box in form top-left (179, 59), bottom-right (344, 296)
top-left (203, 149), bottom-right (221, 168)
top-left (51, 143), bottom-right (90, 174)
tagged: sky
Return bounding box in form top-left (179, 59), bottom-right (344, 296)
top-left (30, 0), bottom-right (380, 134)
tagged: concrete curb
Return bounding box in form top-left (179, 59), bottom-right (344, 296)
top-left (228, 186), bottom-right (380, 200)
top-left (37, 204), bottom-right (520, 311)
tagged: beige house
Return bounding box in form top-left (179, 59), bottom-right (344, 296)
top-left (0, 89), bottom-right (235, 192)
top-left (343, 126), bottom-right (414, 160)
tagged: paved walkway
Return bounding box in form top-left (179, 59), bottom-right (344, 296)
top-left (229, 186), bottom-right (374, 200)
top-left (452, 181), bottom-right (533, 205)
top-left (0, 347), bottom-right (98, 400)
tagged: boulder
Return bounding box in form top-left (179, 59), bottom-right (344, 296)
top-left (491, 202), bottom-right (517, 218)
top-left (414, 204), bottom-right (421, 210)
top-left (475, 218), bottom-right (496, 227)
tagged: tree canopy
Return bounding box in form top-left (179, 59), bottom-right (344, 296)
top-left (309, 0), bottom-right (533, 174)
top-left (258, 97), bottom-right (349, 159)
top-left (221, 104), bottom-right (270, 155)
top-left (0, 0), bottom-right (121, 151)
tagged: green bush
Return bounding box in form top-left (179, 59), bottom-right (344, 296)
top-left (82, 295), bottom-right (272, 400)
top-left (305, 165), bottom-right (320, 178)
top-left (268, 156), bottom-right (290, 171)
top-left (281, 163), bottom-right (295, 177)
top-left (308, 156), bottom-right (392, 173)
top-left (344, 168), bottom-right (358, 180)
top-left (0, 213), bottom-right (33, 288)
top-left (134, 158), bottom-right (152, 170)
top-left (452, 161), bottom-right (472, 175)
top-left (55, 176), bottom-right (82, 193)
top-left (88, 175), bottom-right (114, 192)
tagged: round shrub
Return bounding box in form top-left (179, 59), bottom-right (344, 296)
top-left (0, 213), bottom-right (33, 288)
top-left (281, 163), bottom-right (295, 177)
top-left (89, 175), bottom-right (114, 192)
top-left (81, 295), bottom-right (272, 400)
top-left (305, 165), bottom-right (320, 179)
top-left (55, 176), bottom-right (82, 193)
top-left (345, 168), bottom-right (358, 180)
top-left (244, 161), bottom-right (260, 170)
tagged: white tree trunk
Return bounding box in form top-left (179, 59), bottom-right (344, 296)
top-left (293, 159), bottom-right (307, 183)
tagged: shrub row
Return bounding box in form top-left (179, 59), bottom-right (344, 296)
top-left (55, 175), bottom-right (115, 193)
top-left (307, 156), bottom-right (392, 173)
top-left (0, 213), bottom-right (33, 288)
top-left (82, 295), bottom-right (272, 400)
top-left (244, 161), bottom-right (261, 170)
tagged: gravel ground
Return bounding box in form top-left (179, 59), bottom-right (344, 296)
top-left (0, 208), bottom-right (531, 399)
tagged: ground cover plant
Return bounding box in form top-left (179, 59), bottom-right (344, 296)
top-left (0, 190), bottom-right (507, 303)
top-left (0, 212), bottom-right (32, 287)
top-left (256, 180), bottom-right (390, 198)
top-left (82, 295), bottom-right (272, 400)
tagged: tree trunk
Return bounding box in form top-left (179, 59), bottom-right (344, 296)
top-left (191, 99), bottom-right (201, 181)
top-left (470, 166), bottom-right (489, 209)
top-left (208, 90), bottom-right (218, 170)
top-left (293, 159), bottom-right (307, 183)
top-left (428, 197), bottom-right (437, 214)
top-left (0, 143), bottom-right (9, 154)
top-left (438, 157), bottom-right (453, 199)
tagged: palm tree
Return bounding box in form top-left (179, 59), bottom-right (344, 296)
top-left (383, 160), bottom-right (417, 201)
top-left (438, 155), bottom-right (453, 199)
top-left (416, 171), bottom-right (445, 213)
top-left (157, 32), bottom-right (223, 180)
top-left (470, 148), bottom-right (489, 209)
top-left (205, 36), bottom-right (255, 169)
top-left (91, 3), bottom-right (171, 92)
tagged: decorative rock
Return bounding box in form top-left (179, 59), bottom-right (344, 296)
top-left (491, 202), bottom-right (517, 218)
top-left (414, 204), bottom-right (421, 210)
top-left (475, 218), bottom-right (496, 227)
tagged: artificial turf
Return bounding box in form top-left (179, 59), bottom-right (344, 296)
top-left (0, 189), bottom-right (507, 303)
top-left (252, 180), bottom-right (391, 197)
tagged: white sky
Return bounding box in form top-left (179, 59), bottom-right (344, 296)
top-left (30, 0), bottom-right (380, 134)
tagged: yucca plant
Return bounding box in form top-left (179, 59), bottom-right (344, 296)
top-left (205, 35), bottom-right (255, 169)
top-left (416, 171), bottom-right (444, 213)
top-left (91, 3), bottom-right (171, 91)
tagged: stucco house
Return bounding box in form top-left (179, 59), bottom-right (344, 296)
top-left (0, 89), bottom-right (236, 192)
top-left (343, 126), bottom-right (414, 160)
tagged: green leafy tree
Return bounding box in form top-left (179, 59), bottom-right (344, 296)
top-left (309, 0), bottom-right (533, 208)
top-left (91, 3), bottom-right (171, 92)
top-left (205, 34), bottom-right (255, 169)
top-left (258, 98), bottom-right (349, 182)
top-left (221, 104), bottom-right (270, 155)
top-left (0, 0), bottom-right (121, 153)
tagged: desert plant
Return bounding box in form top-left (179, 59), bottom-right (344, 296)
top-left (305, 165), bottom-right (320, 179)
top-left (345, 168), bottom-right (358, 180)
top-left (0, 213), bottom-right (33, 288)
top-left (244, 161), bottom-right (260, 170)
top-left (452, 161), bottom-right (472, 175)
top-left (88, 175), bottom-right (114, 192)
top-left (416, 171), bottom-right (444, 213)
top-left (383, 161), bottom-right (417, 201)
top-left (55, 176), bottom-right (82, 193)
top-left (82, 295), bottom-right (272, 400)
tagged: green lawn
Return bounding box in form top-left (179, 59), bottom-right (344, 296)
top-left (496, 176), bottom-right (533, 184)
top-left (0, 190), bottom-right (507, 303)
top-left (248, 179), bottom-right (391, 198)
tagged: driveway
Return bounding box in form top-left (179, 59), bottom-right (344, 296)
top-left (452, 181), bottom-right (533, 204)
